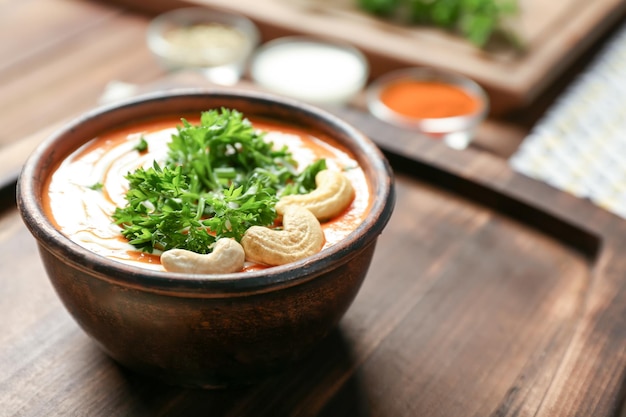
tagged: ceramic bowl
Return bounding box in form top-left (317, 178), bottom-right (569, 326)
top-left (17, 89), bottom-right (395, 388)
top-left (250, 36), bottom-right (369, 105)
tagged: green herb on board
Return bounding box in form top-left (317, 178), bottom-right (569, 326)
top-left (357, 0), bottom-right (402, 16)
top-left (112, 109), bottom-right (326, 254)
top-left (357, 0), bottom-right (519, 48)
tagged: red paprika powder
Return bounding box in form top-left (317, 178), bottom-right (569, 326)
top-left (379, 80), bottom-right (480, 119)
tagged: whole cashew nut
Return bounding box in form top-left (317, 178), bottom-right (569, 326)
top-left (161, 238), bottom-right (245, 274)
top-left (276, 169), bottom-right (355, 221)
top-left (241, 205), bottom-right (325, 266)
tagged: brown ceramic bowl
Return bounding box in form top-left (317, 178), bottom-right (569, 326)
top-left (17, 89), bottom-right (394, 388)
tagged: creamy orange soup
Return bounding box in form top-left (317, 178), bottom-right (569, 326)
top-left (43, 114), bottom-right (372, 272)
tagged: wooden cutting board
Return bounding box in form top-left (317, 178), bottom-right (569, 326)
top-left (3, 105), bottom-right (626, 416)
top-left (110, 0), bottom-right (626, 114)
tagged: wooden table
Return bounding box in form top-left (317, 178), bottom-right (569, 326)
top-left (3, 1), bottom-right (626, 416)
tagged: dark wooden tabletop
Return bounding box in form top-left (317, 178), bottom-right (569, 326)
top-left (3, 1), bottom-right (626, 416)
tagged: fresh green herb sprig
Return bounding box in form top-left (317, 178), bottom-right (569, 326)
top-left (112, 109), bottom-right (326, 254)
top-left (358, 0), bottom-right (519, 48)
top-left (282, 158), bottom-right (327, 196)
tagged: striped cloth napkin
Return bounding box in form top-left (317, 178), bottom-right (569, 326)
top-left (510, 23), bottom-right (626, 220)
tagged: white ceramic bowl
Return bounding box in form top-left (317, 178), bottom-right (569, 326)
top-left (250, 36), bottom-right (369, 105)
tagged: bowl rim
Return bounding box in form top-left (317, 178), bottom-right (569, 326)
top-left (17, 88), bottom-right (395, 296)
top-left (366, 67), bottom-right (489, 132)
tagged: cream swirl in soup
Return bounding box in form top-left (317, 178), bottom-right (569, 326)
top-left (43, 115), bottom-right (371, 271)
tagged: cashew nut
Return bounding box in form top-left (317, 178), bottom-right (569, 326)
top-left (241, 205), bottom-right (325, 266)
top-left (160, 238), bottom-right (245, 274)
top-left (276, 170), bottom-right (355, 221)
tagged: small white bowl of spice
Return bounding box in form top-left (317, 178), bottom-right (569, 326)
top-left (147, 7), bottom-right (260, 85)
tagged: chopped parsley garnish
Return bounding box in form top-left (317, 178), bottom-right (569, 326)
top-left (134, 136), bottom-right (148, 152)
top-left (112, 109), bottom-right (326, 254)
